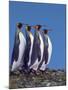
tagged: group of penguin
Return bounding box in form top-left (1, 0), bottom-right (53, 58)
top-left (10, 22), bottom-right (52, 74)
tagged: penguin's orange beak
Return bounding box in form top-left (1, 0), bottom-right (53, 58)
top-left (32, 26), bottom-right (36, 28)
top-left (32, 26), bottom-right (38, 30)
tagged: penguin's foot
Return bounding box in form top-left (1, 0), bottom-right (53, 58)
top-left (30, 69), bottom-right (39, 76)
top-left (10, 71), bottom-right (20, 76)
top-left (36, 70), bottom-right (41, 75)
top-left (30, 69), bottom-right (36, 73)
top-left (18, 69), bottom-right (23, 74)
top-left (10, 71), bottom-right (17, 76)
top-left (26, 68), bottom-right (31, 74)
top-left (39, 70), bottom-right (45, 75)
top-left (22, 69), bottom-right (29, 74)
top-left (10, 71), bottom-right (14, 76)
top-left (35, 71), bottom-right (40, 76)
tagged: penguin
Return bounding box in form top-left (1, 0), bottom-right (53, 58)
top-left (11, 23), bottom-right (26, 72)
top-left (27, 27), bottom-right (34, 67)
top-left (39, 29), bottom-right (52, 71)
top-left (23, 25), bottom-right (34, 71)
top-left (29, 25), bottom-right (44, 72)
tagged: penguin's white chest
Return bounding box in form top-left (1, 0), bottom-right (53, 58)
top-left (28, 32), bottom-right (34, 66)
top-left (18, 32), bottom-right (26, 62)
top-left (38, 32), bottom-right (44, 63)
top-left (47, 36), bottom-right (52, 65)
top-left (19, 32), bottom-right (26, 47)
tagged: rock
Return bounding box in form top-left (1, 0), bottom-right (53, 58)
top-left (46, 83), bottom-right (51, 86)
top-left (9, 69), bottom-right (66, 89)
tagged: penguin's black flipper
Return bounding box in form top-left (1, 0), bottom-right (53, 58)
top-left (11, 31), bottom-right (20, 65)
top-left (23, 30), bottom-right (31, 70)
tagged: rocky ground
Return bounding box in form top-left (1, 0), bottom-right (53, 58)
top-left (9, 69), bottom-right (66, 89)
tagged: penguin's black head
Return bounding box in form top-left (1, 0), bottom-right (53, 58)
top-left (17, 23), bottom-right (22, 29)
top-left (26, 26), bottom-right (31, 31)
top-left (33, 25), bottom-right (42, 30)
top-left (43, 29), bottom-right (48, 34)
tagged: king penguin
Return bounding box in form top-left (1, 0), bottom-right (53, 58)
top-left (11, 23), bottom-right (26, 72)
top-left (23, 25), bottom-right (34, 71)
top-left (39, 29), bottom-right (52, 71)
top-left (29, 25), bottom-right (44, 71)
top-left (27, 26), bottom-right (34, 67)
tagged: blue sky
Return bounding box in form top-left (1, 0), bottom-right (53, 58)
top-left (9, 1), bottom-right (66, 70)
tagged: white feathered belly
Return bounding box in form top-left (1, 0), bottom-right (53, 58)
top-left (28, 33), bottom-right (34, 66)
top-left (38, 33), bottom-right (44, 64)
top-left (18, 32), bottom-right (26, 63)
top-left (47, 36), bottom-right (52, 65)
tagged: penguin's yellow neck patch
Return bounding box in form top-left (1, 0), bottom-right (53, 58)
top-left (29, 32), bottom-right (33, 43)
top-left (29, 32), bottom-right (32, 38)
